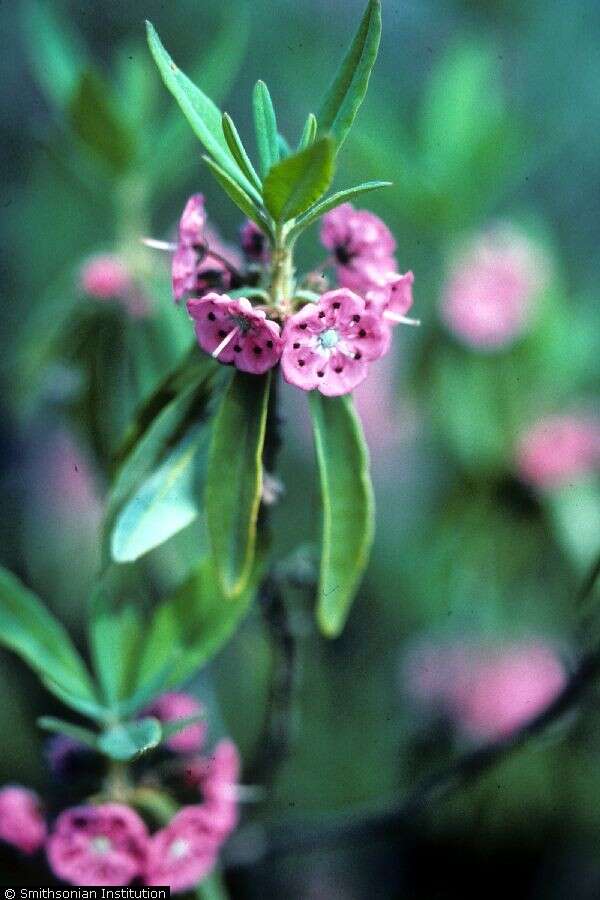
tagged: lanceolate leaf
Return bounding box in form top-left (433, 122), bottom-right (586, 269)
top-left (135, 552), bottom-right (266, 690)
top-left (263, 137), bottom-right (335, 222)
top-left (297, 112), bottom-right (318, 151)
top-left (161, 713), bottom-right (205, 742)
top-left (98, 718), bottom-right (162, 762)
top-left (69, 71), bottom-right (135, 173)
top-left (252, 80), bottom-right (280, 177)
top-left (222, 113), bottom-right (262, 192)
top-left (289, 180), bottom-right (392, 241)
top-left (146, 21), bottom-right (258, 200)
top-left (317, 0), bottom-right (382, 150)
top-left (0, 566), bottom-right (98, 703)
top-left (203, 155), bottom-right (271, 234)
top-left (309, 394), bottom-right (375, 636)
top-left (206, 372), bottom-right (271, 598)
top-left (111, 425), bottom-right (209, 563)
top-left (38, 717), bottom-right (98, 751)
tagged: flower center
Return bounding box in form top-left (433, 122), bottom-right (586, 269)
top-left (90, 836), bottom-right (111, 855)
top-left (230, 314), bottom-right (252, 334)
top-left (320, 328), bottom-right (339, 350)
top-left (169, 838), bottom-right (190, 859)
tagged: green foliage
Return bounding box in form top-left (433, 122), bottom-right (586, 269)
top-left (206, 373), bottom-right (271, 598)
top-left (221, 113), bottom-right (263, 192)
top-left (309, 395), bottom-right (375, 636)
top-left (98, 717), bottom-right (162, 761)
top-left (317, 0), bottom-right (382, 150)
top-left (203, 155), bottom-right (271, 232)
top-left (289, 179), bottom-right (391, 241)
top-left (298, 113), bottom-right (318, 151)
top-left (252, 80), bottom-right (280, 177)
top-left (37, 717), bottom-right (98, 750)
top-left (263, 137), bottom-right (335, 222)
top-left (69, 71), bottom-right (135, 173)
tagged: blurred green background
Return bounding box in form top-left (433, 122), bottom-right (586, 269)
top-left (1, 0), bottom-right (599, 895)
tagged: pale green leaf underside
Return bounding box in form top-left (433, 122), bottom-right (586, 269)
top-left (309, 394), bottom-right (375, 636)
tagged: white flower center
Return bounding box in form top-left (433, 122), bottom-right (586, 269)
top-left (169, 838), bottom-right (190, 859)
top-left (320, 328), bottom-right (339, 350)
top-left (90, 836), bottom-right (111, 855)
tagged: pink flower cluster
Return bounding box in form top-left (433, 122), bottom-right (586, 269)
top-left (441, 225), bottom-right (547, 350)
top-left (403, 639), bottom-right (566, 741)
top-left (0, 693), bottom-right (240, 893)
top-left (516, 414), bottom-right (600, 490)
top-left (80, 254), bottom-right (148, 318)
top-left (167, 196), bottom-right (416, 396)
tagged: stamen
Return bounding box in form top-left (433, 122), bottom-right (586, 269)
top-left (141, 237), bottom-right (177, 252)
top-left (212, 327), bottom-right (239, 359)
top-left (384, 312), bottom-right (421, 326)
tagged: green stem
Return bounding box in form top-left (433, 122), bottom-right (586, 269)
top-left (196, 870), bottom-right (230, 900)
top-left (269, 224), bottom-right (294, 311)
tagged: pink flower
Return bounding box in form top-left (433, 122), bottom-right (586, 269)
top-left (240, 219), bottom-right (269, 263)
top-left (441, 225), bottom-right (547, 350)
top-left (0, 786), bottom-right (47, 854)
top-left (201, 740), bottom-right (240, 841)
top-left (320, 203), bottom-right (397, 294)
top-left (172, 196), bottom-right (237, 303)
top-left (144, 807), bottom-right (218, 892)
top-left (46, 804), bottom-right (149, 886)
top-left (516, 414), bottom-right (600, 489)
top-left (404, 640), bottom-right (567, 742)
top-left (145, 692), bottom-right (206, 755)
top-left (454, 643), bottom-right (566, 741)
top-left (365, 271), bottom-right (415, 325)
top-left (281, 288), bottom-right (389, 396)
top-left (187, 294), bottom-right (282, 375)
top-left (80, 255), bottom-right (132, 299)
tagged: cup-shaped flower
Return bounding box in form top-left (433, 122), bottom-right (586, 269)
top-left (144, 807), bottom-right (218, 892)
top-left (365, 271), bottom-right (415, 326)
top-left (187, 294), bottom-right (282, 375)
top-left (441, 225), bottom-right (547, 350)
top-left (320, 203), bottom-right (397, 294)
top-left (0, 786), bottom-right (47, 854)
top-left (516, 414), bottom-right (600, 490)
top-left (281, 289), bottom-right (389, 396)
top-left (240, 219), bottom-right (269, 263)
top-left (145, 692), bottom-right (206, 755)
top-left (178, 194), bottom-right (207, 246)
top-left (46, 804), bottom-right (149, 887)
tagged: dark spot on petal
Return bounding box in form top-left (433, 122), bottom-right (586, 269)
top-left (352, 314), bottom-right (360, 322)
top-left (293, 342), bottom-right (300, 349)
top-left (333, 301), bottom-right (341, 309)
top-left (253, 346), bottom-right (263, 355)
top-left (208, 312), bottom-right (216, 321)
top-left (299, 323), bottom-right (308, 330)
top-left (335, 245), bottom-right (351, 265)
top-left (355, 351), bottom-right (362, 360)
top-left (317, 370), bottom-right (324, 377)
top-left (266, 340), bottom-right (273, 348)
top-left (318, 311), bottom-right (325, 318)
top-left (218, 329), bottom-right (227, 338)
top-left (234, 345), bottom-right (242, 352)
top-left (334, 366), bottom-right (343, 373)
top-left (358, 328), bottom-right (366, 337)
top-left (298, 359), bottom-right (305, 367)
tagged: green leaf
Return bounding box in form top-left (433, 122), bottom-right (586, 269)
top-left (146, 21), bottom-right (258, 200)
top-left (0, 566), bottom-right (98, 703)
top-left (263, 137), bottom-right (335, 222)
top-left (41, 678), bottom-right (109, 723)
top-left (206, 372), bottom-right (271, 598)
top-left (104, 353), bottom-right (221, 565)
top-left (136, 553), bottom-right (265, 690)
top-left (98, 718), bottom-right (162, 762)
top-left (222, 113), bottom-right (262, 192)
top-left (37, 717), bottom-right (98, 750)
top-left (252, 80), bottom-right (280, 177)
top-left (111, 426), bottom-right (209, 563)
top-left (297, 112), bottom-right (317, 151)
top-left (317, 0), bottom-right (381, 150)
top-left (288, 180), bottom-right (391, 241)
top-left (21, 0), bottom-right (86, 108)
top-left (69, 71), bottom-right (135, 173)
top-left (203, 155), bottom-right (271, 234)
top-left (117, 659), bottom-right (179, 720)
top-left (161, 713), bottom-right (206, 743)
top-left (278, 133), bottom-right (291, 157)
top-left (309, 394), bottom-right (374, 636)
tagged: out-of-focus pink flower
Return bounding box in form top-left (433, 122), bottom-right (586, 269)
top-left (145, 692), bottom-right (206, 755)
top-left (41, 429), bottom-right (103, 520)
top-left (281, 288), bottom-right (389, 396)
top-left (240, 219), bottom-right (269, 263)
top-left (144, 807), bottom-right (217, 892)
top-left (178, 194), bottom-right (207, 246)
top-left (187, 294), bottom-right (282, 374)
top-left (0, 786), bottom-right (47, 854)
top-left (403, 639), bottom-right (567, 742)
top-left (80, 255), bottom-right (132, 300)
top-left (321, 204), bottom-right (397, 294)
top-left (441, 225), bottom-right (547, 350)
top-left (201, 740), bottom-right (240, 841)
top-left (516, 414), bottom-right (600, 490)
top-left (46, 804), bottom-right (148, 886)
